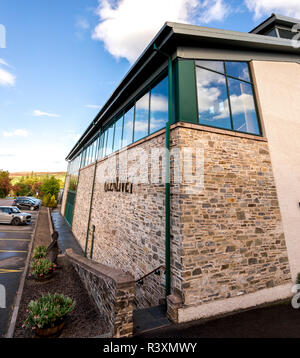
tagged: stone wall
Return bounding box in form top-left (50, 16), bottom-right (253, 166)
top-left (65, 249), bottom-right (135, 337)
top-left (69, 121), bottom-right (292, 319)
top-left (88, 130), bottom-right (183, 308)
top-left (176, 124), bottom-right (291, 308)
top-left (72, 164), bottom-right (95, 252)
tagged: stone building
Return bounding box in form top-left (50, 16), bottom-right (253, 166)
top-left (61, 14), bottom-right (300, 324)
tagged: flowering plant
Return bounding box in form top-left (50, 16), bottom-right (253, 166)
top-left (23, 293), bottom-right (75, 329)
top-left (32, 246), bottom-right (47, 260)
top-left (30, 258), bottom-right (56, 277)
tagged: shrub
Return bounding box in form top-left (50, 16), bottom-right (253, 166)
top-left (23, 293), bottom-right (75, 329)
top-left (30, 258), bottom-right (56, 277)
top-left (42, 193), bottom-right (51, 207)
top-left (41, 176), bottom-right (60, 199)
top-left (32, 246), bottom-right (47, 260)
top-left (48, 195), bottom-right (57, 208)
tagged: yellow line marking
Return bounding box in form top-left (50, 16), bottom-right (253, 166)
top-left (0, 238), bottom-right (30, 241)
top-left (0, 250), bottom-right (27, 253)
top-left (0, 268), bottom-right (23, 273)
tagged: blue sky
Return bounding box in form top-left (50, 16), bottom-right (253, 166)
top-left (0, 0), bottom-right (299, 172)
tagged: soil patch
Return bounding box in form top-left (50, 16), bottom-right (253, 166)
top-left (13, 207), bottom-right (106, 338)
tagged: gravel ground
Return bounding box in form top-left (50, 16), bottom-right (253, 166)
top-left (13, 207), bottom-right (107, 338)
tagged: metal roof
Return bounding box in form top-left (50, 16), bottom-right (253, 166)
top-left (250, 13), bottom-right (300, 34)
top-left (66, 19), bottom-right (300, 161)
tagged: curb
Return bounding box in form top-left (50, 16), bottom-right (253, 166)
top-left (5, 208), bottom-right (41, 338)
top-left (47, 207), bottom-right (54, 235)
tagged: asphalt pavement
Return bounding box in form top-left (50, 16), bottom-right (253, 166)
top-left (0, 199), bottom-right (38, 337)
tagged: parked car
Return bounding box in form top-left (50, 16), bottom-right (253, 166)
top-left (15, 196), bottom-right (41, 206)
top-left (12, 197), bottom-right (39, 211)
top-left (0, 206), bottom-right (31, 225)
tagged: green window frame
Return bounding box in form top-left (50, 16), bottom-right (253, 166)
top-left (195, 60), bottom-right (262, 136)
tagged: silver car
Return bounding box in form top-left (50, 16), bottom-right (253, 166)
top-left (0, 206), bottom-right (31, 226)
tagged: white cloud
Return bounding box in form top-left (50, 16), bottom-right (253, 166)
top-left (92, 0), bottom-right (229, 63)
top-left (0, 58), bottom-right (9, 66)
top-left (245, 0), bottom-right (300, 20)
top-left (33, 110), bottom-right (60, 118)
top-left (3, 129), bottom-right (29, 138)
top-left (85, 104), bottom-right (101, 109)
top-left (76, 17), bottom-right (90, 30)
top-left (198, 0), bottom-right (230, 24)
top-left (0, 58), bottom-right (15, 86)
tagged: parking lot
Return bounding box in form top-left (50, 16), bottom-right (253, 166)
top-left (0, 199), bottom-right (38, 337)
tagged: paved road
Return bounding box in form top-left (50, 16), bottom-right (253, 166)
top-left (0, 199), bottom-right (38, 337)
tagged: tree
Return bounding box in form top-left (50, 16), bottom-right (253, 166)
top-left (0, 170), bottom-right (12, 198)
top-left (40, 176), bottom-right (60, 199)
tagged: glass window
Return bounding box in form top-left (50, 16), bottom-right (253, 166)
top-left (113, 116), bottom-right (123, 152)
top-left (150, 76), bottom-right (168, 134)
top-left (195, 60), bottom-right (260, 135)
top-left (227, 77), bottom-right (260, 135)
top-left (225, 62), bottom-right (250, 82)
top-left (134, 92), bottom-right (149, 142)
top-left (105, 124), bottom-right (114, 156)
top-left (98, 132), bottom-right (104, 159)
top-left (196, 60), bottom-right (224, 74)
top-left (196, 67), bottom-right (231, 130)
top-left (122, 106), bottom-right (134, 147)
top-left (90, 142), bottom-right (95, 164)
top-left (87, 145), bottom-right (90, 165)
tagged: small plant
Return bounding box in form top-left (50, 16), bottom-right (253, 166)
top-left (23, 293), bottom-right (75, 330)
top-left (42, 193), bottom-right (51, 206)
top-left (48, 195), bottom-right (57, 208)
top-left (32, 246), bottom-right (47, 260)
top-left (30, 258), bottom-right (56, 278)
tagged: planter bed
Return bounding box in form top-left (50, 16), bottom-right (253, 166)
top-left (13, 206), bottom-right (106, 338)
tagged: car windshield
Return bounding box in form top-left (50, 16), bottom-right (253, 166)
top-left (11, 207), bottom-right (21, 213)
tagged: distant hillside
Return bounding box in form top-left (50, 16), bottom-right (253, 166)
top-left (10, 172), bottom-right (66, 177)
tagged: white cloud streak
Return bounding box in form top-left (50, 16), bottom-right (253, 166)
top-left (198, 0), bottom-right (230, 24)
top-left (0, 58), bottom-right (15, 86)
top-left (33, 110), bottom-right (60, 118)
top-left (3, 129), bottom-right (29, 138)
top-left (245, 0), bottom-right (300, 20)
top-left (92, 0), bottom-right (229, 63)
top-left (85, 104), bottom-right (101, 109)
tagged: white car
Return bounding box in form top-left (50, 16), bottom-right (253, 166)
top-left (0, 206), bottom-right (31, 225)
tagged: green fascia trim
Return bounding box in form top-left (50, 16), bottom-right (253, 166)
top-left (174, 59), bottom-right (198, 124)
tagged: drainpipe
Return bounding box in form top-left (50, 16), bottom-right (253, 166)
top-left (84, 145), bottom-right (100, 257)
top-left (153, 44), bottom-right (173, 297)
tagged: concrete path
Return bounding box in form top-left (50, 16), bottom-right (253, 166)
top-left (0, 200), bottom-right (38, 337)
top-left (136, 300), bottom-right (300, 338)
top-left (51, 209), bottom-right (83, 256)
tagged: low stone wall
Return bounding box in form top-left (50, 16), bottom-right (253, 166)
top-left (65, 249), bottom-right (135, 337)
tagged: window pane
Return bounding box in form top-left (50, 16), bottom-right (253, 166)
top-left (150, 76), bottom-right (168, 134)
top-left (102, 130), bottom-right (108, 157)
top-left (122, 106), bottom-right (134, 147)
top-left (225, 62), bottom-right (250, 82)
top-left (113, 116), bottom-right (123, 152)
top-left (266, 28), bottom-right (278, 37)
top-left (196, 67), bottom-right (231, 130)
top-left (105, 124), bottom-right (114, 156)
top-left (98, 133), bottom-right (104, 159)
top-left (227, 78), bottom-right (260, 135)
top-left (87, 146), bottom-right (91, 165)
top-left (93, 140), bottom-right (97, 162)
top-left (196, 60), bottom-right (224, 74)
top-left (134, 92), bottom-right (149, 142)
top-left (278, 28), bottom-right (297, 39)
top-left (90, 142), bottom-right (94, 164)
